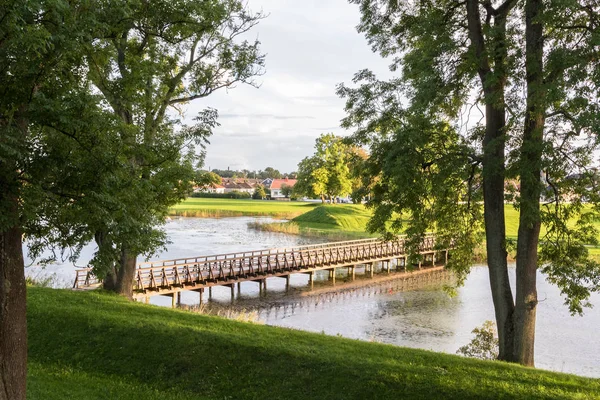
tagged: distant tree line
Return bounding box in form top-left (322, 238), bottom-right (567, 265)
top-left (209, 167), bottom-right (297, 179)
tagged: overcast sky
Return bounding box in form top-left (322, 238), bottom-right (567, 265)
top-left (186, 0), bottom-right (392, 173)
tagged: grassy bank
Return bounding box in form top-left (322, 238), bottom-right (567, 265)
top-left (28, 287), bottom-right (599, 399)
top-left (170, 198), bottom-right (318, 218)
top-left (250, 204), bottom-right (376, 240)
top-left (171, 198), bottom-right (600, 255)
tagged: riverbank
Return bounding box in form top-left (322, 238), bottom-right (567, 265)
top-left (28, 287), bottom-right (600, 399)
top-left (170, 198), bottom-right (600, 256)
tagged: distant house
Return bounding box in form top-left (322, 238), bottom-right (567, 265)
top-left (223, 181), bottom-right (254, 194)
top-left (195, 183), bottom-right (225, 194)
top-left (261, 178), bottom-right (274, 188)
top-left (270, 178), bottom-right (297, 199)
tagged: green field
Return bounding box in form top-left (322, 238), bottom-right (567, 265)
top-left (170, 198), bottom-right (319, 218)
top-left (27, 287), bottom-right (600, 399)
top-left (170, 198), bottom-right (600, 254)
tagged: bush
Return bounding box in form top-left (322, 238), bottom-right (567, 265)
top-left (190, 191), bottom-right (251, 199)
top-left (457, 321), bottom-right (499, 360)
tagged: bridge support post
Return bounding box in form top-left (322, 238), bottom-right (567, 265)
top-left (331, 269), bottom-right (336, 286)
top-left (351, 266), bottom-right (355, 281)
top-left (237, 282), bottom-right (241, 296)
top-left (199, 288), bottom-right (204, 304)
top-left (308, 272), bottom-right (314, 290)
top-left (370, 263), bottom-right (374, 278)
top-left (209, 287), bottom-right (212, 299)
top-left (230, 284), bottom-right (235, 300)
top-left (177, 292), bottom-right (182, 305)
top-left (171, 293), bottom-right (177, 308)
top-left (386, 260), bottom-right (391, 274)
top-left (285, 275), bottom-right (290, 292)
top-left (145, 296), bottom-right (149, 304)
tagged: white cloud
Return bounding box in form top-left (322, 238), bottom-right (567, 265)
top-left (185, 0), bottom-right (393, 172)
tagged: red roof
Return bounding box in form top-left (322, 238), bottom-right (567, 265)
top-left (270, 178), bottom-right (297, 189)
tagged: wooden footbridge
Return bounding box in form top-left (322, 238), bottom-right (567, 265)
top-left (73, 236), bottom-right (450, 307)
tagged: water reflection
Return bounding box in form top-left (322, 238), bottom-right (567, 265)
top-left (24, 216), bottom-right (600, 378)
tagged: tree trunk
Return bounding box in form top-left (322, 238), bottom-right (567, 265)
top-left (513, 0), bottom-right (545, 367)
top-left (0, 190), bottom-right (27, 400)
top-left (482, 105), bottom-right (516, 362)
top-left (104, 247), bottom-right (136, 298)
top-left (466, 0), bottom-right (516, 362)
top-left (95, 232), bottom-right (136, 298)
top-left (116, 247), bottom-right (136, 298)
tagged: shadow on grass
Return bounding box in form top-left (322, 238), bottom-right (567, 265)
top-left (28, 288), bottom-right (599, 400)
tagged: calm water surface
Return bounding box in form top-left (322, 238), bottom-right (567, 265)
top-left (25, 217), bottom-right (600, 378)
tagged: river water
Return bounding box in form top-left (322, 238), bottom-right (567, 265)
top-left (25, 217), bottom-right (600, 378)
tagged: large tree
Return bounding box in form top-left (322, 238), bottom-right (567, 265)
top-left (82, 0), bottom-right (264, 297)
top-left (339, 0), bottom-right (600, 366)
top-left (295, 134), bottom-right (353, 203)
top-left (0, 1), bottom-right (101, 397)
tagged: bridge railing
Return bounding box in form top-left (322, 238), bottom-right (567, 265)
top-left (73, 235), bottom-right (440, 290)
top-left (135, 236), bottom-right (384, 270)
top-left (131, 236), bottom-right (439, 292)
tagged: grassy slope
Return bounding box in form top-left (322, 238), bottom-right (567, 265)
top-left (170, 198), bottom-right (318, 218)
top-left (28, 287), bottom-right (600, 400)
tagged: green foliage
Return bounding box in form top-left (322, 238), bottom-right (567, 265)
top-left (340, 0), bottom-right (600, 312)
top-left (27, 287), bottom-right (600, 399)
top-left (12, 0), bottom-right (266, 282)
top-left (253, 185), bottom-right (267, 200)
top-left (295, 134), bottom-right (355, 202)
top-left (280, 184), bottom-right (293, 198)
top-left (194, 171), bottom-right (221, 188)
top-left (262, 167), bottom-right (282, 179)
top-left (457, 321), bottom-right (500, 361)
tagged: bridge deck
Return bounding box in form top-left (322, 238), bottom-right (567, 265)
top-left (73, 236), bottom-right (450, 300)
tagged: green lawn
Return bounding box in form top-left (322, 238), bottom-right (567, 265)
top-left (170, 199), bottom-right (600, 254)
top-left (170, 198), bottom-right (318, 218)
top-left (28, 287), bottom-right (600, 399)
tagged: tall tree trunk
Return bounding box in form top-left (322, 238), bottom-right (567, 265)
top-left (514, 0), bottom-right (545, 367)
top-left (466, 0), bottom-right (516, 362)
top-left (0, 181), bottom-right (27, 400)
top-left (95, 232), bottom-right (135, 297)
top-left (482, 105), bottom-right (516, 362)
top-left (115, 247), bottom-right (136, 299)
top-left (102, 250), bottom-right (136, 298)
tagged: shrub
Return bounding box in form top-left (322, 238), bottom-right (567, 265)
top-left (457, 320), bottom-right (499, 360)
